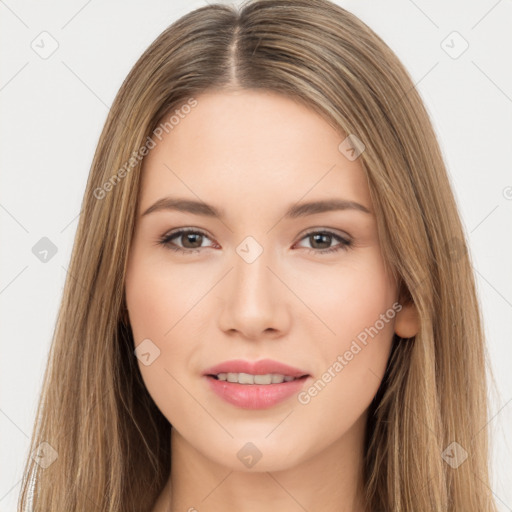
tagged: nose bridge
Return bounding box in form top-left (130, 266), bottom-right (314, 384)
top-left (217, 234), bottom-right (288, 337)
top-left (232, 234), bottom-right (276, 303)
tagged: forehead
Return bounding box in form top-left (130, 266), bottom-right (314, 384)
top-left (138, 89), bottom-right (371, 216)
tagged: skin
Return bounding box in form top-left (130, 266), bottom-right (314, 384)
top-left (125, 89), bottom-right (419, 512)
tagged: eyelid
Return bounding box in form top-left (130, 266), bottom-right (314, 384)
top-left (298, 227), bottom-right (351, 242)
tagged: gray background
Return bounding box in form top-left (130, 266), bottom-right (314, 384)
top-left (1, 0), bottom-right (511, 510)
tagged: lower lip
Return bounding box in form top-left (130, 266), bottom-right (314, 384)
top-left (205, 375), bottom-right (310, 409)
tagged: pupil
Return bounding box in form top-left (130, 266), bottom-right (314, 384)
top-left (184, 233), bottom-right (202, 248)
top-left (312, 233), bottom-right (330, 249)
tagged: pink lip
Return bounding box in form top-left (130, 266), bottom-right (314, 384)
top-left (203, 359), bottom-right (311, 410)
top-left (202, 358), bottom-right (309, 378)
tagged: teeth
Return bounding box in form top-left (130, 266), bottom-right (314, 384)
top-left (215, 372), bottom-right (298, 385)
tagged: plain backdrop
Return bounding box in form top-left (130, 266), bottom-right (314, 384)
top-left (1, 0), bottom-right (511, 510)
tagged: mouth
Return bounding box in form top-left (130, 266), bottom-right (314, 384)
top-left (202, 358), bottom-right (310, 379)
top-left (207, 372), bottom-right (309, 385)
top-left (202, 359), bottom-right (311, 409)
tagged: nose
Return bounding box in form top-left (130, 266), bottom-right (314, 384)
top-left (217, 243), bottom-right (291, 341)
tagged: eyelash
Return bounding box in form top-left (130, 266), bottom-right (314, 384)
top-left (156, 228), bottom-right (352, 256)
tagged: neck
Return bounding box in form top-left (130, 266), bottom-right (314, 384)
top-left (154, 412), bottom-right (369, 512)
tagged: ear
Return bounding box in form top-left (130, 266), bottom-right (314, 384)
top-left (394, 302), bottom-right (420, 338)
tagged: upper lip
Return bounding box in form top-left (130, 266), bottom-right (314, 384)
top-left (203, 359), bottom-right (309, 378)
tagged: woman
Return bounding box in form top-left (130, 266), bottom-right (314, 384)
top-left (19, 0), bottom-right (498, 510)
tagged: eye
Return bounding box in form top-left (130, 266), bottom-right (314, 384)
top-left (157, 228), bottom-right (216, 254)
top-left (295, 229), bottom-right (352, 255)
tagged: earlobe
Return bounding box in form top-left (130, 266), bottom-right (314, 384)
top-left (394, 302), bottom-right (420, 338)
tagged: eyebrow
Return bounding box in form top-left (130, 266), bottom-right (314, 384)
top-left (141, 197), bottom-right (371, 219)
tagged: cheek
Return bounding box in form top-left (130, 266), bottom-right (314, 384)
top-left (125, 253), bottom-right (206, 343)
top-left (125, 267), bottom-right (174, 344)
top-left (295, 248), bottom-right (397, 343)
top-left (124, 253), bottom-right (212, 423)
top-left (125, 260), bottom-right (171, 381)
top-left (126, 264), bottom-right (204, 377)
top-left (294, 254), bottom-right (396, 426)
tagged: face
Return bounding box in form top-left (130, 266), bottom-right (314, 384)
top-left (125, 89), bottom-right (415, 472)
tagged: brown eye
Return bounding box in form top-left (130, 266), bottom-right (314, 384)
top-left (309, 232), bottom-right (333, 250)
top-left (296, 230), bottom-right (352, 255)
top-left (178, 232), bottom-right (204, 249)
top-left (158, 229), bottom-right (215, 253)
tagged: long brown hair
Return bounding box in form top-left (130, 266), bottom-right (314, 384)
top-left (19, 1), bottom-right (497, 510)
